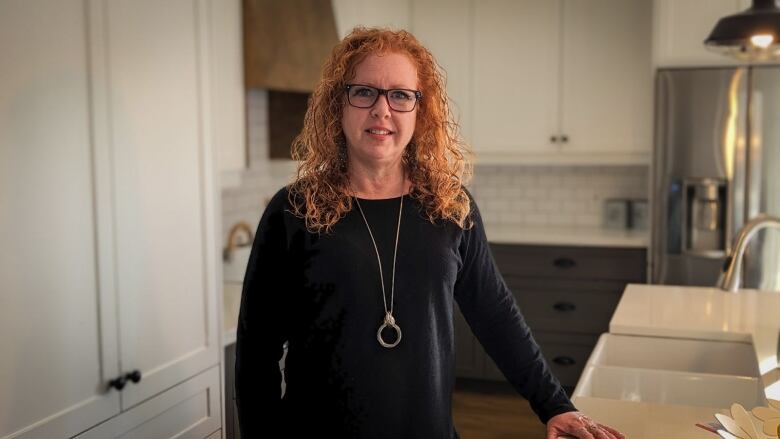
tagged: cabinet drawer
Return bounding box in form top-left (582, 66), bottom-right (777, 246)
top-left (75, 366), bottom-right (221, 439)
top-left (534, 332), bottom-right (597, 389)
top-left (511, 287), bottom-right (621, 334)
top-left (491, 244), bottom-right (646, 281)
top-left (482, 332), bottom-right (597, 388)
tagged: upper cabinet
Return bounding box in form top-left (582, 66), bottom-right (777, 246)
top-left (653, 0), bottom-right (748, 67)
top-left (412, 0), bottom-right (653, 165)
top-left (333, 0), bottom-right (411, 37)
top-left (210, 0), bottom-right (247, 188)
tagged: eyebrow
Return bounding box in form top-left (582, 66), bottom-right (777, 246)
top-left (351, 81), bottom-right (418, 90)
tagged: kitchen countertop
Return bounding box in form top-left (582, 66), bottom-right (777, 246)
top-left (485, 224), bottom-right (648, 248)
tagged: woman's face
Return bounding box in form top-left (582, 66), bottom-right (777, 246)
top-left (341, 52), bottom-right (418, 169)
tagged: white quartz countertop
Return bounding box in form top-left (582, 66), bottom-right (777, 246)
top-left (484, 224), bottom-right (648, 248)
top-left (571, 397), bottom-right (725, 439)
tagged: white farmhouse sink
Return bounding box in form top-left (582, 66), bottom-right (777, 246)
top-left (585, 334), bottom-right (759, 377)
top-left (573, 365), bottom-right (765, 409)
top-left (572, 333), bottom-right (766, 409)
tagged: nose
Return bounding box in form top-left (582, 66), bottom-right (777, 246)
top-left (370, 93), bottom-right (392, 118)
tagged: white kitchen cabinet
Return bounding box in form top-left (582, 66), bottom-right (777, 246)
top-left (653, 0), bottom-right (747, 67)
top-left (472, 0), bottom-right (561, 159)
top-left (411, 0), bottom-right (652, 165)
top-left (210, 0), bottom-right (247, 189)
top-left (410, 0), bottom-right (473, 144)
top-left (74, 366), bottom-right (221, 439)
top-left (0, 0), bottom-right (221, 437)
top-left (473, 0), bottom-right (652, 164)
top-left (560, 0), bottom-right (653, 158)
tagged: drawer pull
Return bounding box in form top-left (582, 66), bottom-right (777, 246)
top-left (552, 356), bottom-right (576, 366)
top-left (552, 301), bottom-right (577, 312)
top-left (552, 257), bottom-right (576, 269)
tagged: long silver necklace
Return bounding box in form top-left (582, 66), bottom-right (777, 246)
top-left (352, 178), bottom-right (404, 349)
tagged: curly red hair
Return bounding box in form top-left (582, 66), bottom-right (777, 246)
top-left (288, 27), bottom-right (473, 233)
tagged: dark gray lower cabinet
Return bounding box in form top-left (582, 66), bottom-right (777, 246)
top-left (455, 244), bottom-right (647, 391)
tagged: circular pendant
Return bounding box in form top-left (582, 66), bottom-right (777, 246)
top-left (377, 312), bottom-right (402, 348)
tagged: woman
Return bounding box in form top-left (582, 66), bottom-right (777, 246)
top-left (235, 27), bottom-right (624, 439)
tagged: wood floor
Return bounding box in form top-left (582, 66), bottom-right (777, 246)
top-left (452, 379), bottom-right (548, 438)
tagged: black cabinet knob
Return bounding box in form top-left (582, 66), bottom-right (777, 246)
top-left (552, 257), bottom-right (576, 269)
top-left (550, 135), bottom-right (559, 143)
top-left (561, 135), bottom-right (569, 143)
top-left (125, 369), bottom-right (142, 384)
top-left (108, 375), bottom-right (127, 391)
top-left (108, 370), bottom-right (142, 391)
top-left (552, 356), bottom-right (576, 366)
top-left (552, 301), bottom-right (577, 312)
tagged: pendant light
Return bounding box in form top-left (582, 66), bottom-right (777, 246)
top-left (704, 0), bottom-right (780, 62)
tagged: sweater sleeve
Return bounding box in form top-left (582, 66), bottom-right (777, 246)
top-left (234, 188), bottom-right (291, 436)
top-left (453, 192), bottom-right (577, 424)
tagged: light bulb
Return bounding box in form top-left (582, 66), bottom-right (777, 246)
top-left (750, 34), bottom-right (775, 48)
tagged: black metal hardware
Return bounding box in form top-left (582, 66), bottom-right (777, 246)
top-left (552, 356), bottom-right (576, 366)
top-left (552, 257), bottom-right (576, 269)
top-left (561, 135), bottom-right (569, 143)
top-left (108, 369), bottom-right (142, 391)
top-left (108, 375), bottom-right (127, 391)
top-left (125, 369), bottom-right (142, 384)
top-left (552, 301), bottom-right (577, 312)
top-left (550, 135), bottom-right (559, 143)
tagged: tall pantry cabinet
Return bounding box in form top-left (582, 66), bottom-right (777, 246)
top-left (1, 0), bottom-right (222, 438)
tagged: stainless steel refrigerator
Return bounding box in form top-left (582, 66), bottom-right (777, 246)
top-left (652, 66), bottom-right (780, 290)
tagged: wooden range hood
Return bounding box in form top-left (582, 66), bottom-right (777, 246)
top-left (243, 0), bottom-right (339, 92)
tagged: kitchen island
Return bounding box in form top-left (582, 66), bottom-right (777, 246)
top-left (571, 284), bottom-right (780, 438)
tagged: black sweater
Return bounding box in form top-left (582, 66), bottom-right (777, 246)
top-left (235, 187), bottom-right (576, 438)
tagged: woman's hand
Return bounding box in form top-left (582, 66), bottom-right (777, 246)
top-left (546, 411), bottom-right (625, 439)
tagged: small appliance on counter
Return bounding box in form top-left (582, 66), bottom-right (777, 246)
top-left (603, 198), bottom-right (649, 230)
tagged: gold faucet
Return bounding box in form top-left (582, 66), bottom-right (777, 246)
top-left (223, 221), bottom-right (254, 262)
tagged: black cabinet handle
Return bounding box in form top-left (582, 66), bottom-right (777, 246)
top-left (552, 356), bottom-right (576, 366)
top-left (550, 135), bottom-right (558, 143)
top-left (125, 369), bottom-right (142, 384)
top-left (552, 257), bottom-right (576, 269)
top-left (108, 370), bottom-right (142, 391)
top-left (108, 375), bottom-right (127, 391)
top-left (552, 301), bottom-right (577, 312)
top-left (561, 135), bottom-right (569, 143)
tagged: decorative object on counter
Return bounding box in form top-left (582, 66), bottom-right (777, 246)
top-left (603, 199), bottom-right (629, 230)
top-left (698, 400), bottom-right (780, 438)
top-left (704, 0), bottom-right (780, 62)
top-left (223, 221), bottom-right (255, 284)
top-left (223, 221), bottom-right (254, 262)
top-left (717, 215), bottom-right (780, 292)
top-left (603, 198), bottom-right (649, 230)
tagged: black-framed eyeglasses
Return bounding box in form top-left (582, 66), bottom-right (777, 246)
top-left (345, 84), bottom-right (422, 112)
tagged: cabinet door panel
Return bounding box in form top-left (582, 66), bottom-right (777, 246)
top-left (473, 0), bottom-right (560, 155)
top-left (74, 366), bottom-right (221, 439)
top-left (411, 0), bottom-right (473, 144)
top-left (561, 0), bottom-right (652, 155)
top-left (104, 0), bottom-right (219, 410)
top-left (0, 1), bottom-right (121, 437)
